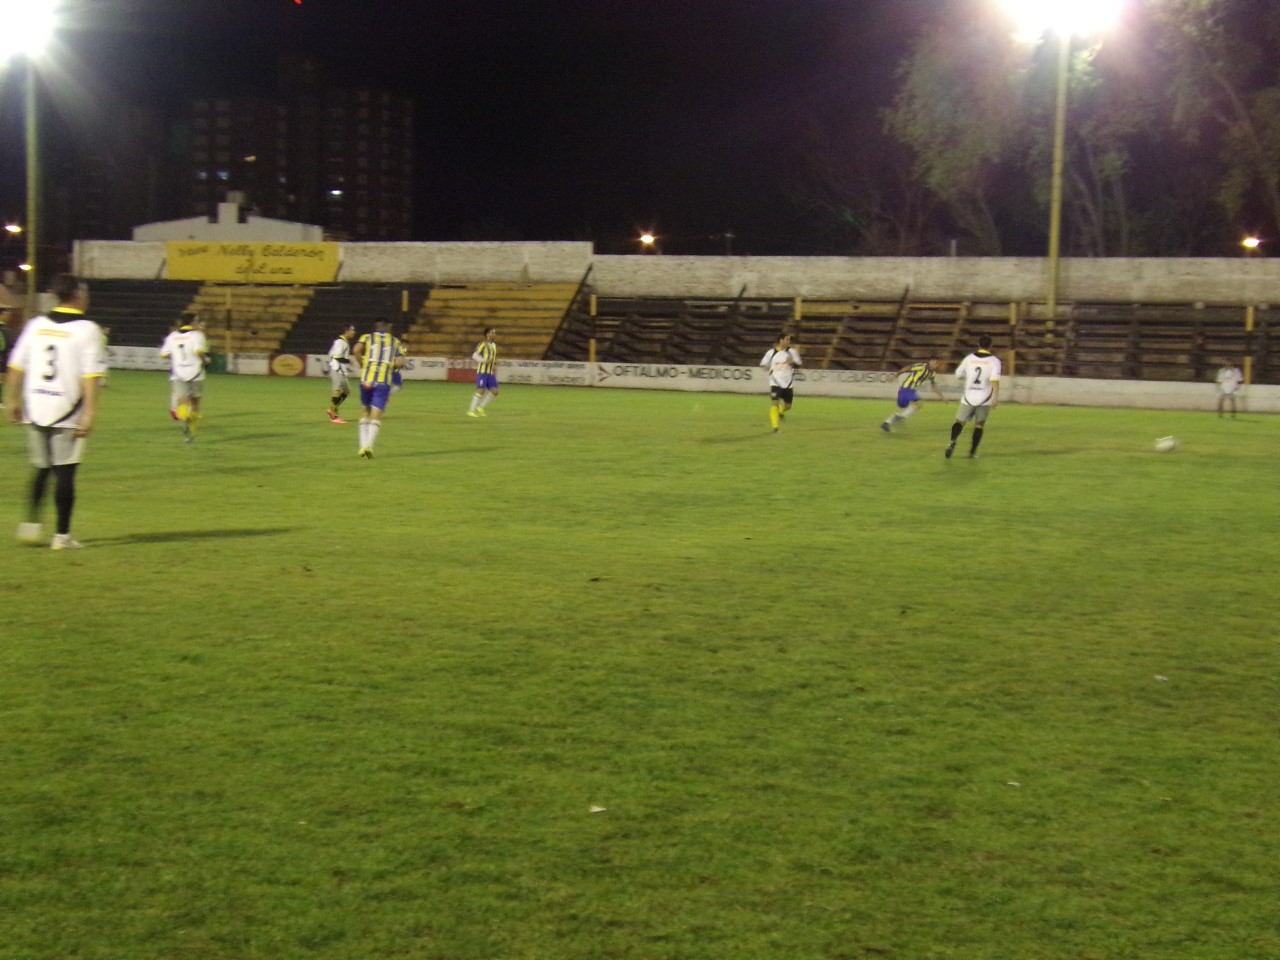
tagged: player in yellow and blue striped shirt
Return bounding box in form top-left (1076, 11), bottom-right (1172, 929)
top-left (351, 317), bottom-right (403, 459)
top-left (467, 327), bottom-right (499, 418)
top-left (881, 358), bottom-right (944, 432)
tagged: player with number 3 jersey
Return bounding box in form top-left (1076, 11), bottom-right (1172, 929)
top-left (6, 275), bottom-right (104, 549)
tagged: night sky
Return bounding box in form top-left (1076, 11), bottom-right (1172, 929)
top-left (1, 0), bottom-right (932, 253)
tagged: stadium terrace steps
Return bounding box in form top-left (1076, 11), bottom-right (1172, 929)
top-left (406, 282), bottom-right (579, 360)
top-left (279, 284), bottom-right (433, 355)
top-left (77, 281), bottom-right (1280, 384)
top-left (187, 284), bottom-right (315, 353)
top-left (82, 279), bottom-right (204, 348)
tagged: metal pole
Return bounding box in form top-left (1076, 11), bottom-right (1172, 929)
top-left (24, 56), bottom-right (38, 318)
top-left (1045, 30), bottom-right (1070, 335)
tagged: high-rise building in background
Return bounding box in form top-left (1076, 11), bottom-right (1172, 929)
top-left (186, 86), bottom-right (414, 240)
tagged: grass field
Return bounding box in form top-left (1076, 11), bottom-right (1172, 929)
top-left (2, 370), bottom-right (1276, 960)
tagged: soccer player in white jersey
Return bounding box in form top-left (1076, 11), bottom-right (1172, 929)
top-left (161, 314), bottom-right (209, 442)
top-left (760, 332), bottom-right (802, 432)
top-left (1216, 361), bottom-right (1243, 418)
top-left (6, 274), bottom-right (105, 549)
top-left (946, 334), bottom-right (1002, 460)
top-left (325, 324), bottom-right (356, 423)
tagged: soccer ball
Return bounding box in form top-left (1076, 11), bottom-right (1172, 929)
top-left (1154, 436), bottom-right (1178, 453)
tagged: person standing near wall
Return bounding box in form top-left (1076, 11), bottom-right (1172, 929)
top-left (467, 327), bottom-right (499, 418)
top-left (7, 274), bottom-right (105, 549)
top-left (946, 335), bottom-right (1001, 460)
top-left (760, 332), bottom-right (802, 432)
top-left (1216, 361), bottom-right (1244, 418)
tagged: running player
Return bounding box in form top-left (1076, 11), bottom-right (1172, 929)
top-left (352, 317), bottom-right (403, 459)
top-left (760, 332), bottom-right (802, 432)
top-left (946, 335), bottom-right (1001, 460)
top-left (881, 358), bottom-right (944, 432)
top-left (161, 313), bottom-right (209, 442)
top-left (326, 324), bottom-right (356, 423)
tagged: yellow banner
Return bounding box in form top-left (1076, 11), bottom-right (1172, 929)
top-left (166, 242), bottom-right (339, 284)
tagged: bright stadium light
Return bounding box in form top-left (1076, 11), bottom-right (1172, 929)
top-left (998, 0), bottom-right (1122, 42)
top-left (0, 0), bottom-right (57, 62)
top-left (995, 0), bottom-right (1123, 329)
top-left (2, 0), bottom-right (63, 318)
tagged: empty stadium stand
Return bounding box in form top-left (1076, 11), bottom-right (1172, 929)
top-left (407, 282), bottom-right (580, 360)
top-left (80, 278), bottom-right (1279, 385)
top-left (84, 279), bottom-right (203, 348)
top-left (278, 283), bottom-right (432, 355)
top-left (184, 285), bottom-right (314, 354)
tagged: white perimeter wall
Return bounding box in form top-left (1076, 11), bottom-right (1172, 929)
top-left (75, 240), bottom-right (1280, 304)
top-left (107, 347), bottom-right (1278, 413)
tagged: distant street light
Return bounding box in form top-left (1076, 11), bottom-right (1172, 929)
top-left (3, 0), bottom-right (60, 318)
top-left (4, 224), bottom-right (23, 235)
top-left (1241, 236), bottom-right (1262, 255)
top-left (998, 0), bottom-right (1123, 328)
top-left (638, 232), bottom-right (659, 254)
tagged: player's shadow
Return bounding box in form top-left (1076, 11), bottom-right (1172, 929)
top-left (91, 527), bottom-right (297, 546)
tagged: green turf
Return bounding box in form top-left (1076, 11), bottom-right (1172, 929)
top-left (2, 371), bottom-right (1276, 960)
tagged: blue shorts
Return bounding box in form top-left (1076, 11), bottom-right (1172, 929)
top-left (476, 372), bottom-right (499, 391)
top-left (361, 382), bottom-right (393, 411)
top-left (896, 387), bottom-right (920, 409)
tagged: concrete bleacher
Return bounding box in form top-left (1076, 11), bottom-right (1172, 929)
top-left (82, 278), bottom-right (1278, 385)
top-left (278, 284), bottom-right (432, 355)
top-left (406, 282), bottom-right (579, 360)
top-left (185, 285), bottom-right (315, 354)
top-left (86, 279), bottom-right (203, 348)
top-left (549, 293), bottom-right (1276, 383)
top-left (548, 296), bottom-right (793, 365)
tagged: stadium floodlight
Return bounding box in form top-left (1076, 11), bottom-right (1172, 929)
top-left (994, 0), bottom-right (1124, 328)
top-left (5, 224), bottom-right (23, 235)
top-left (0, 0), bottom-right (58, 63)
top-left (2, 0), bottom-right (62, 318)
top-left (997, 0), bottom-right (1123, 42)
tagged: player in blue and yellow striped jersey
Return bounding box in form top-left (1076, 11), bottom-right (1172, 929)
top-left (466, 327), bottom-right (499, 418)
top-left (351, 317), bottom-right (404, 459)
top-left (881, 358), bottom-right (944, 432)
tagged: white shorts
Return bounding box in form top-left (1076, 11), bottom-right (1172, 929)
top-left (28, 426), bottom-right (85, 468)
top-left (329, 368), bottom-right (350, 392)
top-left (176, 378), bottom-right (204, 399)
top-left (956, 401), bottom-right (993, 424)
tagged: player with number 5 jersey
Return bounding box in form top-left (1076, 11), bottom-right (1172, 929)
top-left (6, 274), bottom-right (105, 549)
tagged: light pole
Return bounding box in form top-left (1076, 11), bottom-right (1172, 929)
top-left (1045, 28), bottom-right (1070, 329)
top-left (24, 56), bottom-right (39, 318)
top-left (998, 1), bottom-right (1122, 326)
top-left (2, 0), bottom-right (58, 319)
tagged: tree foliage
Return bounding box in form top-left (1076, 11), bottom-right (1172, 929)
top-left (867, 0), bottom-right (1280, 256)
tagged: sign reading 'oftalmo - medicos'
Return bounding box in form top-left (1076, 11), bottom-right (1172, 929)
top-left (165, 242), bottom-right (340, 284)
